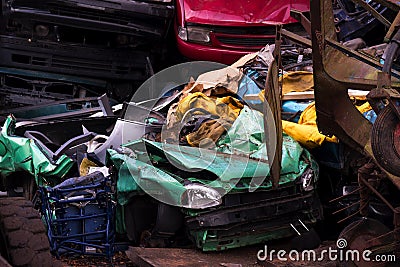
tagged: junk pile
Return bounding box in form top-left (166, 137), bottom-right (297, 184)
top-left (0, 44), bottom-right (322, 256)
top-left (0, 1), bottom-right (399, 264)
top-left (0, 36), bottom-right (386, 258)
top-left (106, 45), bottom-right (322, 251)
top-left (0, 115), bottom-right (116, 258)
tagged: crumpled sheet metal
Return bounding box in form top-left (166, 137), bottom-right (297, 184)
top-left (107, 148), bottom-right (185, 206)
top-left (183, 0), bottom-right (301, 25)
top-left (108, 111), bottom-right (317, 207)
top-left (0, 116), bottom-right (73, 184)
top-left (164, 47), bottom-right (275, 147)
top-left (108, 44), bottom-right (318, 206)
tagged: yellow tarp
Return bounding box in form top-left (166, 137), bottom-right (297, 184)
top-left (282, 102), bottom-right (373, 149)
top-left (255, 70), bottom-right (372, 149)
top-left (281, 71), bottom-right (314, 95)
top-left (259, 71), bottom-right (314, 99)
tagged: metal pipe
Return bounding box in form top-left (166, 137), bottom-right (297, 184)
top-left (359, 176), bottom-right (396, 213)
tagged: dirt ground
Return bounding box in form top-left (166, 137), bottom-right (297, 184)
top-left (59, 241), bottom-right (337, 267)
top-left (59, 251), bottom-right (135, 267)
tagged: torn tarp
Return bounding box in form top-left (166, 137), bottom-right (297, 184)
top-left (0, 116), bottom-right (73, 184)
top-left (216, 105), bottom-right (314, 176)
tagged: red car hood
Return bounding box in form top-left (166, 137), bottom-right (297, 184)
top-left (182, 0), bottom-right (309, 26)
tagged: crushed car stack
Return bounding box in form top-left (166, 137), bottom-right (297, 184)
top-left (0, 45), bottom-right (323, 256)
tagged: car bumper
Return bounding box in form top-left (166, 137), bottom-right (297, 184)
top-left (176, 37), bottom-right (257, 65)
top-left (9, 0), bottom-right (174, 39)
top-left (0, 35), bottom-right (148, 81)
top-left (186, 191), bottom-right (322, 251)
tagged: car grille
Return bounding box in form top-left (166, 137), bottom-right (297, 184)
top-left (216, 36), bottom-right (275, 47)
top-left (188, 23), bottom-right (306, 49)
top-left (51, 55), bottom-right (128, 74)
top-left (10, 52), bottom-right (133, 75)
top-left (0, 35), bottom-right (147, 80)
top-left (211, 25), bottom-right (277, 35)
top-left (48, 5), bottom-right (133, 26)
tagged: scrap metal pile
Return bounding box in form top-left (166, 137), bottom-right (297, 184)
top-left (0, 45), bottom-right (324, 258)
top-left (0, 0), bottom-right (400, 266)
top-left (0, 0), bottom-right (174, 113)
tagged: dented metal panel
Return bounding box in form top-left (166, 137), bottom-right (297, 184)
top-left (0, 116), bottom-right (73, 185)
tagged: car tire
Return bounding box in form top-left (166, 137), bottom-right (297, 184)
top-left (337, 217), bottom-right (394, 267)
top-left (371, 106), bottom-right (400, 176)
top-left (0, 197), bottom-right (55, 267)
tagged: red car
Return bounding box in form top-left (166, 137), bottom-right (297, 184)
top-left (175, 0), bottom-right (309, 64)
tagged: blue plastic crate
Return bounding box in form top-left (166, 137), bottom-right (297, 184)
top-left (39, 171), bottom-right (115, 260)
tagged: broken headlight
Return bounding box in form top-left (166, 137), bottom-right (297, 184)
top-left (300, 167), bottom-right (315, 192)
top-left (178, 26), bottom-right (211, 44)
top-left (181, 184), bottom-right (222, 209)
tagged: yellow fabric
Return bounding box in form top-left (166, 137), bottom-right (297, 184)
top-left (356, 102), bottom-right (372, 114)
top-left (282, 102), bottom-right (373, 149)
top-left (280, 71), bottom-right (314, 95)
top-left (297, 102), bottom-right (321, 125)
top-left (172, 92), bottom-right (244, 147)
top-left (282, 102), bottom-right (338, 149)
top-left (175, 92), bottom-right (243, 123)
top-left (255, 70), bottom-right (373, 149)
top-left (282, 120), bottom-right (332, 148)
top-left (259, 71), bottom-right (314, 100)
top-left (186, 119), bottom-right (226, 147)
top-left (79, 158), bottom-right (98, 176)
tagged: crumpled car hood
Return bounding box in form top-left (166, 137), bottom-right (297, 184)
top-left (182, 0), bottom-right (309, 26)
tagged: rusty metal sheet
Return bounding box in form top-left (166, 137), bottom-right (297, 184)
top-left (311, 0), bottom-right (400, 187)
top-left (310, 0), bottom-right (400, 152)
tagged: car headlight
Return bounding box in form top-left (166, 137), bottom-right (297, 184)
top-left (178, 26), bottom-right (211, 44)
top-left (181, 184), bottom-right (222, 209)
top-left (300, 168), bottom-right (315, 192)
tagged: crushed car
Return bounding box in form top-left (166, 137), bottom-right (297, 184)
top-left (0, 0), bottom-right (174, 109)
